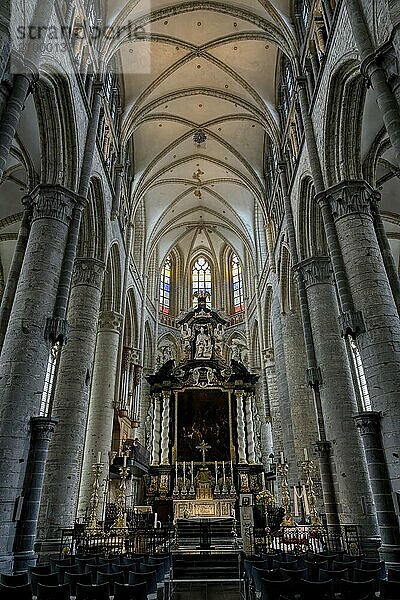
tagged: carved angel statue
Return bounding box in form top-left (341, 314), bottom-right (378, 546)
top-left (229, 336), bottom-right (248, 364)
top-left (180, 323), bottom-right (192, 358)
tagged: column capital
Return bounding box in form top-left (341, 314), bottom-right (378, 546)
top-left (315, 440), bottom-right (332, 458)
top-left (339, 309), bottom-right (365, 338)
top-left (162, 390), bottom-right (171, 400)
top-left (295, 257), bottom-right (333, 288)
top-left (98, 311), bottom-right (123, 334)
top-left (316, 180), bottom-right (380, 222)
top-left (72, 258), bottom-right (105, 290)
top-left (30, 417), bottom-right (58, 441)
top-left (29, 185), bottom-right (79, 226)
top-left (353, 411), bottom-right (382, 436)
top-left (235, 389), bottom-right (245, 399)
top-left (306, 366), bottom-right (322, 388)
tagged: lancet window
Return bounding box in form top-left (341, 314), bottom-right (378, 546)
top-left (232, 253), bottom-right (244, 314)
top-left (160, 255), bottom-right (171, 314)
top-left (192, 256), bottom-right (212, 307)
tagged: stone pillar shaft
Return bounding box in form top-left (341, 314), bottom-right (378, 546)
top-left (354, 412), bottom-right (400, 563)
top-left (297, 257), bottom-right (378, 535)
top-left (0, 185), bottom-right (75, 571)
top-left (38, 258), bottom-right (105, 541)
top-left (160, 391), bottom-right (171, 465)
top-left (77, 310), bottom-right (122, 519)
top-left (13, 417), bottom-right (57, 571)
top-left (236, 391), bottom-right (247, 464)
top-left (0, 197), bottom-right (33, 353)
top-left (316, 442), bottom-right (340, 527)
top-left (324, 181), bottom-right (400, 495)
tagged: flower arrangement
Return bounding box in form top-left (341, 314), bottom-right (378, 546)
top-left (256, 489), bottom-right (276, 506)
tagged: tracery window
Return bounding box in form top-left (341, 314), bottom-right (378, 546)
top-left (232, 253), bottom-right (244, 313)
top-left (192, 256), bottom-right (212, 306)
top-left (160, 255), bottom-right (171, 314)
top-left (39, 342), bottom-right (60, 417)
top-left (349, 339), bottom-right (372, 411)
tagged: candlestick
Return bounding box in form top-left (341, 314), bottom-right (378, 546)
top-left (304, 447), bottom-right (309, 462)
top-left (302, 458), bottom-right (323, 528)
top-left (278, 461), bottom-right (295, 527)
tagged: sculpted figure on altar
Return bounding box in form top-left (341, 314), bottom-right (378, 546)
top-left (180, 322), bottom-right (192, 358)
top-left (195, 326), bottom-right (212, 359)
top-left (213, 323), bottom-right (224, 357)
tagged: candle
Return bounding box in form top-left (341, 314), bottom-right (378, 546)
top-left (191, 461), bottom-right (194, 484)
top-left (123, 455), bottom-right (127, 468)
top-left (183, 461), bottom-right (186, 485)
top-left (261, 471), bottom-right (266, 490)
top-left (154, 512), bottom-right (157, 528)
top-left (280, 451), bottom-right (285, 464)
top-left (123, 512), bottom-right (127, 527)
top-left (97, 452), bottom-right (101, 464)
top-left (230, 460), bottom-right (233, 483)
top-left (304, 447), bottom-right (309, 461)
top-left (175, 461), bottom-right (178, 481)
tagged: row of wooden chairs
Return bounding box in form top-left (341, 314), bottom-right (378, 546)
top-left (0, 552), bottom-right (171, 600)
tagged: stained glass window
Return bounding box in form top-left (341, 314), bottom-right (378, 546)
top-left (232, 253), bottom-right (244, 313)
top-left (160, 255), bottom-right (171, 314)
top-left (192, 256), bottom-right (212, 306)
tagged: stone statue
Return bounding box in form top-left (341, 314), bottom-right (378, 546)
top-left (195, 326), bottom-right (212, 359)
top-left (229, 336), bottom-right (248, 364)
top-left (180, 323), bottom-right (192, 358)
top-left (156, 344), bottom-right (174, 368)
top-left (253, 404), bottom-right (262, 463)
top-left (213, 323), bottom-right (224, 357)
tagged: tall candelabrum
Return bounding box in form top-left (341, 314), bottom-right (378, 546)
top-left (278, 461), bottom-right (295, 527)
top-left (85, 459), bottom-right (104, 537)
top-left (301, 457), bottom-right (323, 528)
top-left (109, 461), bottom-right (130, 534)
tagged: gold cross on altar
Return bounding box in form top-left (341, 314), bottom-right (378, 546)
top-left (196, 440), bottom-right (211, 464)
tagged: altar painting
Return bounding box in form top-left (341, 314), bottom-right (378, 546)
top-left (177, 390), bottom-right (230, 462)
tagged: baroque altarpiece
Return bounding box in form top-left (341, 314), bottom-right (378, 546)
top-left (145, 294), bottom-right (266, 522)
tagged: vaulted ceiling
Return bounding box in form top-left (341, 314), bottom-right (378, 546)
top-left (105, 0), bottom-right (296, 268)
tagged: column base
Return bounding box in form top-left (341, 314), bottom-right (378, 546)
top-left (378, 544), bottom-right (400, 567)
top-left (34, 537), bottom-right (63, 563)
top-left (361, 536), bottom-right (381, 559)
top-left (13, 550), bottom-right (37, 572)
top-left (0, 553), bottom-right (13, 575)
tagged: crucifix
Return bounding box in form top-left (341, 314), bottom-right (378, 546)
top-left (196, 440), bottom-right (211, 464)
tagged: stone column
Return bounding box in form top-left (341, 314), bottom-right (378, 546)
top-left (235, 390), bottom-right (247, 464)
top-left (160, 390), bottom-right (171, 465)
top-left (321, 181), bottom-right (400, 495)
top-left (151, 394), bottom-right (162, 466)
top-left (37, 258), bottom-right (105, 544)
top-left (77, 310), bottom-right (123, 519)
top-left (0, 196), bottom-right (33, 352)
top-left (316, 442), bottom-right (339, 528)
top-left (245, 394), bottom-right (256, 464)
top-left (354, 412), bottom-right (400, 564)
top-left (270, 291), bottom-right (297, 473)
top-left (0, 185), bottom-right (75, 572)
top-left (296, 257), bottom-right (378, 534)
top-left (13, 417), bottom-right (57, 571)
top-left (344, 0), bottom-right (400, 165)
